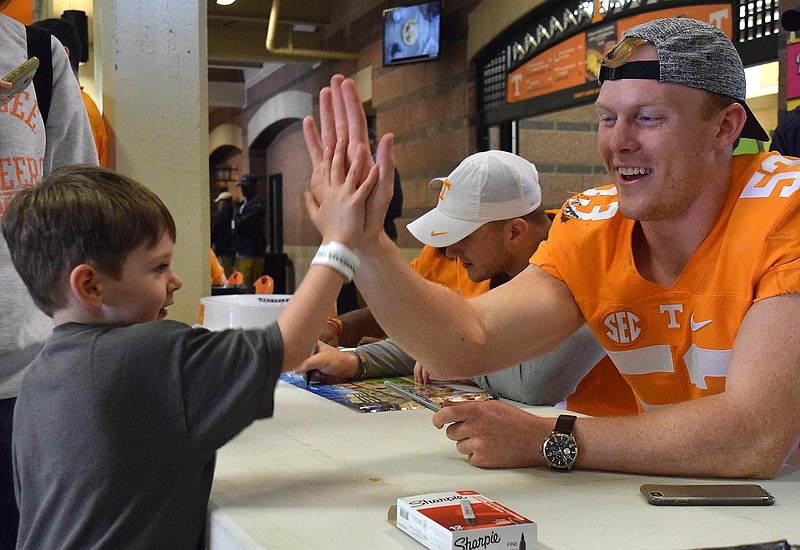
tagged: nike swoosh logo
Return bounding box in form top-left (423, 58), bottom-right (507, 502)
top-left (690, 314), bottom-right (712, 331)
top-left (430, 231), bottom-right (448, 237)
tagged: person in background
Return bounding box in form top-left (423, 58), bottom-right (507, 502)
top-left (298, 151), bottom-right (639, 416)
top-left (230, 174), bottom-right (266, 285)
top-left (31, 17), bottom-right (107, 167)
top-left (769, 104), bottom-right (800, 157)
top-left (1, 2), bottom-right (97, 546)
top-left (305, 17), bottom-right (800, 478)
top-left (211, 190), bottom-right (235, 275)
top-left (4, 153), bottom-right (378, 547)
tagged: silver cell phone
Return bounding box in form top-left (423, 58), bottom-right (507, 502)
top-left (1, 57), bottom-right (39, 104)
top-left (383, 381), bottom-right (441, 411)
top-left (640, 484), bottom-right (775, 506)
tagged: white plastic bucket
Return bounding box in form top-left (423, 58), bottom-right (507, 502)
top-left (200, 294), bottom-right (291, 330)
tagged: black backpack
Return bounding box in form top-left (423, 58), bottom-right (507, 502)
top-left (25, 25), bottom-right (53, 125)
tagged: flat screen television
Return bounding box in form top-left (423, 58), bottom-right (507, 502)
top-left (382, 1), bottom-right (441, 67)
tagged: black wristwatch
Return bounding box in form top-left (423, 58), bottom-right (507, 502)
top-left (541, 414), bottom-right (578, 470)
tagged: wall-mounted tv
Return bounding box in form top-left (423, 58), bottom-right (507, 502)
top-left (382, 1), bottom-right (441, 67)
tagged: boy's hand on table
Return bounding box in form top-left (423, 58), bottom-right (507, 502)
top-left (296, 341), bottom-right (359, 384)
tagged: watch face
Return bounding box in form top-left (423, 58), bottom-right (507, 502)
top-left (542, 433), bottom-right (578, 469)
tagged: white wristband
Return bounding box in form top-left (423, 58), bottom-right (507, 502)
top-left (311, 241), bottom-right (360, 282)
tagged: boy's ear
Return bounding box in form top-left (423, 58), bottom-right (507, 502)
top-left (69, 264), bottom-right (104, 311)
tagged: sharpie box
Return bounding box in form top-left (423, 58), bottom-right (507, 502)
top-left (395, 490), bottom-right (536, 550)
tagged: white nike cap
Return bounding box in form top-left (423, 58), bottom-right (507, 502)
top-left (406, 150), bottom-right (541, 247)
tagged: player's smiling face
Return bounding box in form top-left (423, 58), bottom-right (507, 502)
top-left (595, 45), bottom-right (723, 222)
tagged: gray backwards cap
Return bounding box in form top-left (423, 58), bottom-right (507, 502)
top-left (598, 18), bottom-right (769, 141)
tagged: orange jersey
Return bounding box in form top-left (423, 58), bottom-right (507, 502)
top-left (410, 245), bottom-right (490, 298)
top-left (565, 355), bottom-right (641, 416)
top-left (533, 152), bottom-right (800, 410)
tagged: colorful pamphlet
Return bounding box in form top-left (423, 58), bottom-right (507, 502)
top-left (395, 490), bottom-right (536, 550)
top-left (280, 373), bottom-right (497, 413)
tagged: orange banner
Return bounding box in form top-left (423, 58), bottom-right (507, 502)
top-left (507, 34), bottom-right (586, 103)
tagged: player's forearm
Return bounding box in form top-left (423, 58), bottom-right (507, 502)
top-left (353, 233), bottom-right (494, 377)
top-left (572, 394), bottom-right (791, 478)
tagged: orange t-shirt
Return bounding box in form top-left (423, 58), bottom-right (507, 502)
top-left (533, 152), bottom-right (800, 410)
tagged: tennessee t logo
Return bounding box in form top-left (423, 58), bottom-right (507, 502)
top-left (439, 179), bottom-right (451, 200)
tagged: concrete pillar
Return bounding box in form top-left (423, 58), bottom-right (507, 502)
top-left (95, 0), bottom-right (209, 324)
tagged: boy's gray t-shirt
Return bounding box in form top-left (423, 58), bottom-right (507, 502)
top-left (13, 320), bottom-right (283, 550)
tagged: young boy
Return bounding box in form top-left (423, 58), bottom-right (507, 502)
top-left (2, 148), bottom-right (380, 548)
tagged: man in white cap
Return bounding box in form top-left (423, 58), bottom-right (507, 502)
top-left (304, 17), bottom-right (800, 478)
top-left (298, 151), bottom-right (639, 416)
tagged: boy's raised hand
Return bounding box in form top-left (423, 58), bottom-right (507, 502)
top-left (303, 75), bottom-right (396, 245)
top-left (304, 134), bottom-right (378, 248)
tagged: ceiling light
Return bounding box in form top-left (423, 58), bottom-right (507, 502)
top-left (216, 0), bottom-right (236, 5)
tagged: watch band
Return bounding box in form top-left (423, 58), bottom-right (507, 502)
top-left (346, 349), bottom-right (368, 380)
top-left (554, 414), bottom-right (576, 435)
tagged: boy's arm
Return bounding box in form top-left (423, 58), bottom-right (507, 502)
top-left (277, 135), bottom-right (384, 373)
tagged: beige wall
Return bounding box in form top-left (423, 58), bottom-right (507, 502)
top-left (519, 103), bottom-right (610, 210)
top-left (467, 0), bottom-right (547, 60)
top-left (95, 0), bottom-right (209, 325)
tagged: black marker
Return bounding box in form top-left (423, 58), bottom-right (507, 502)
top-left (305, 369), bottom-right (321, 389)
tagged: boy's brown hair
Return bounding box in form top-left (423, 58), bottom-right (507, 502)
top-left (1, 165), bottom-right (176, 316)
